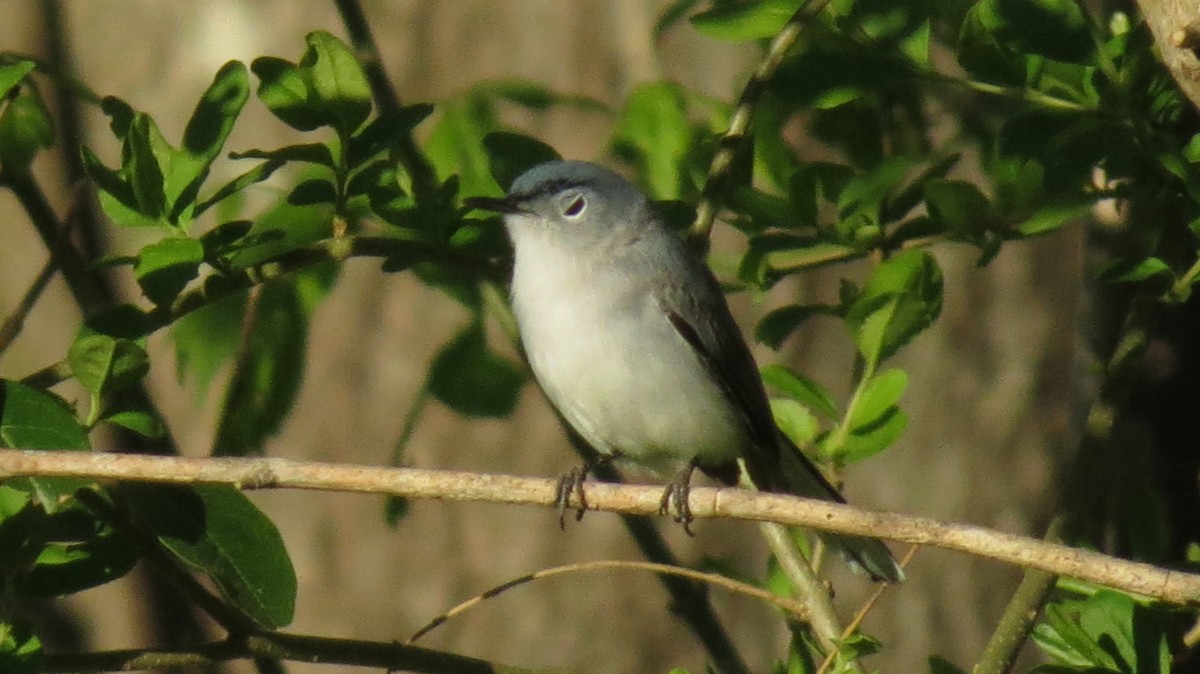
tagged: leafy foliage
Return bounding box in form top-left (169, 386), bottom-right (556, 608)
top-left (1, 2), bottom-right (1199, 672)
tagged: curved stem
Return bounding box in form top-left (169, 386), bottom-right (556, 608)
top-left (689, 0), bottom-right (835, 246)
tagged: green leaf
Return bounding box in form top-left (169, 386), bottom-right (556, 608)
top-left (125, 114), bottom-right (168, 221)
top-left (20, 507), bottom-right (138, 597)
top-left (163, 61), bottom-right (249, 224)
top-left (181, 61), bottom-right (250, 163)
top-left (1014, 203), bottom-right (1088, 237)
top-left (848, 368), bottom-right (907, 430)
top-left (82, 146), bottom-right (158, 228)
top-left (423, 96), bottom-right (501, 201)
top-left (427, 322), bottom-right (526, 418)
top-left (690, 0), bottom-right (802, 42)
top-left (230, 143), bottom-right (335, 167)
top-left (956, 0), bottom-right (1024, 84)
top-left (173, 291), bottom-right (247, 397)
top-left (839, 407), bottom-right (907, 462)
top-left (474, 79), bottom-right (607, 113)
top-left (301, 30), bottom-right (373, 133)
top-left (1097, 257), bottom-right (1174, 284)
top-left (771, 399), bottom-right (820, 446)
top-left (0, 619), bottom-right (42, 674)
top-left (0, 85), bottom-right (54, 175)
top-left (760, 365), bottom-right (838, 418)
top-left (67, 334), bottom-right (151, 405)
top-left (212, 272), bottom-right (331, 456)
top-left (482, 132), bottom-right (561, 191)
top-left (923, 179), bottom-right (992, 236)
top-left (134, 237), bottom-right (205, 305)
top-left (252, 56), bottom-right (319, 131)
top-left (611, 82), bottom-right (692, 200)
top-left (986, 0), bottom-right (1091, 64)
top-left (199, 220), bottom-right (253, 260)
top-left (251, 31), bottom-right (372, 134)
top-left (287, 178), bottom-right (338, 206)
top-left (845, 250), bottom-right (943, 366)
top-left (124, 483), bottom-right (297, 628)
top-left (194, 157), bottom-right (287, 217)
top-left (0, 381), bottom-right (90, 452)
top-left (101, 409), bottom-right (165, 438)
top-left (0, 60), bottom-right (36, 99)
top-left (755, 304), bottom-right (827, 349)
top-left (0, 380), bottom-right (90, 510)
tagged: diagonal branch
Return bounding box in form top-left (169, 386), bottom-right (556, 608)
top-left (3, 449), bottom-right (1198, 606)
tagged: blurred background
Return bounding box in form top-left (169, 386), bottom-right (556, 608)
top-left (2, 1), bottom-right (1088, 671)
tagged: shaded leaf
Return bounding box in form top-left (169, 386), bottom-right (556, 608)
top-left (287, 178), bottom-right (338, 206)
top-left (173, 290), bottom-right (247, 397)
top-left (212, 269), bottom-right (333, 456)
top-left (0, 85), bottom-right (54, 175)
top-left (134, 237), bottom-right (205, 305)
top-left (924, 179), bottom-right (992, 236)
top-left (67, 334), bottom-right (150, 403)
top-left (124, 483), bottom-right (297, 628)
top-left (482, 131), bottom-right (561, 191)
top-left (230, 142), bottom-right (334, 167)
top-left (427, 322), bottom-right (525, 418)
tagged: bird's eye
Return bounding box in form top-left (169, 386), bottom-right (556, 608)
top-left (562, 195), bottom-right (586, 218)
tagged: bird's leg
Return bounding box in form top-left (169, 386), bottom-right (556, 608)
top-left (554, 453), bottom-right (618, 528)
top-left (659, 457), bottom-right (700, 536)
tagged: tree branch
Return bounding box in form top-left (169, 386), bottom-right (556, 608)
top-left (3, 449), bottom-right (1198, 606)
top-left (41, 631), bottom-right (526, 674)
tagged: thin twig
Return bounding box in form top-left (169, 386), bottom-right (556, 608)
top-left (815, 545), bottom-right (915, 674)
top-left (4, 449), bottom-right (1198, 606)
top-left (407, 559), bottom-right (808, 644)
top-left (0, 257), bottom-right (57, 355)
top-left (689, 0), bottom-right (835, 246)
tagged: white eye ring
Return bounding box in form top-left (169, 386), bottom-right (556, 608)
top-left (562, 195), bottom-right (586, 218)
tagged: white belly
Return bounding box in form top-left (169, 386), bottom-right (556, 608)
top-left (511, 237), bottom-right (749, 474)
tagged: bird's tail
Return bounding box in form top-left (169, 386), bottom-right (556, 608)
top-left (747, 436), bottom-right (904, 583)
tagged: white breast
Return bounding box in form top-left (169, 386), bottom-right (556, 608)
top-left (509, 229), bottom-right (749, 475)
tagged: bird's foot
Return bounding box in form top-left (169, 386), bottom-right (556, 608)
top-left (555, 464), bottom-right (590, 529)
top-left (659, 459), bottom-right (699, 536)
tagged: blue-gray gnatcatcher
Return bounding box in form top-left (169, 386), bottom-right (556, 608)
top-left (467, 160), bottom-right (902, 582)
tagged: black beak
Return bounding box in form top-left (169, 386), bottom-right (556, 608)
top-left (464, 196), bottom-right (527, 215)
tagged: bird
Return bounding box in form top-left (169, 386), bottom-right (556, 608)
top-left (466, 160), bottom-right (902, 582)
